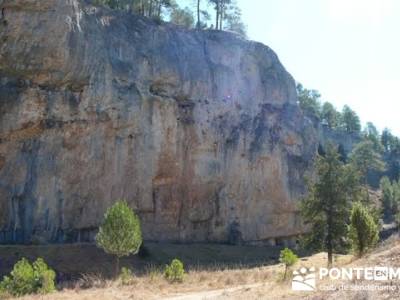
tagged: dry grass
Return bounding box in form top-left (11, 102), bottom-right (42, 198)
top-left (3, 237), bottom-right (400, 299)
top-left (11, 249), bottom-right (354, 300)
top-left (0, 242), bottom-right (280, 299)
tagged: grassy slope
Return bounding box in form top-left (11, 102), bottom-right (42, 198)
top-left (11, 249), bottom-right (352, 300)
top-left (2, 236), bottom-right (399, 299)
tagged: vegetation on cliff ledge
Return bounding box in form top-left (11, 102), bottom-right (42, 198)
top-left (92, 0), bottom-right (247, 35)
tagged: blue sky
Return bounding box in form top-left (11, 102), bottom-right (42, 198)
top-left (178, 0), bottom-right (400, 135)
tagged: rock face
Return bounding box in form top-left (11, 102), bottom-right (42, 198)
top-left (0, 0), bottom-right (318, 244)
top-left (319, 126), bottom-right (361, 160)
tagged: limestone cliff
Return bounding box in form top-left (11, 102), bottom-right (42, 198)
top-left (0, 0), bottom-right (318, 244)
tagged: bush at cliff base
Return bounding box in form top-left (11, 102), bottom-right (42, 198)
top-left (164, 258), bottom-right (185, 282)
top-left (119, 267), bottom-right (135, 285)
top-left (0, 258), bottom-right (56, 296)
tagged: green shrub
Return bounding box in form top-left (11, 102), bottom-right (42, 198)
top-left (0, 258), bottom-right (56, 296)
top-left (164, 259), bottom-right (185, 283)
top-left (2, 258), bottom-right (36, 296)
top-left (119, 267), bottom-right (134, 285)
top-left (279, 248), bottom-right (298, 280)
top-left (33, 259), bottom-right (56, 294)
top-left (349, 202), bottom-right (379, 256)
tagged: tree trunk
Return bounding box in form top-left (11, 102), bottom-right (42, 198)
top-left (215, 0), bottom-right (219, 30)
top-left (326, 228), bottom-right (333, 268)
top-left (197, 0), bottom-right (201, 29)
top-left (327, 248), bottom-right (333, 267)
top-left (157, 1), bottom-right (161, 18)
top-left (327, 226), bottom-right (333, 267)
top-left (149, 0), bottom-right (153, 17)
top-left (364, 183), bottom-right (370, 203)
top-left (140, 0), bottom-right (143, 15)
top-left (115, 256), bottom-right (120, 278)
top-left (327, 212), bottom-right (333, 267)
top-left (284, 265), bottom-right (288, 280)
top-left (358, 229), bottom-right (364, 257)
top-left (219, 0), bottom-right (224, 30)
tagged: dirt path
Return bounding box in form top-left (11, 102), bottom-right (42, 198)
top-left (163, 283), bottom-right (265, 300)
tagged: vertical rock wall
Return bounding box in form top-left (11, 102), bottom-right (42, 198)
top-left (0, 0), bottom-right (318, 244)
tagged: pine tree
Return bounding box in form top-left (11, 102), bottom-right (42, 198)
top-left (208, 0), bottom-right (233, 30)
top-left (223, 1), bottom-right (247, 36)
top-left (380, 176), bottom-right (394, 220)
top-left (350, 140), bottom-right (385, 185)
top-left (279, 248), bottom-right (298, 280)
top-left (296, 83), bottom-right (321, 119)
top-left (196, 0), bottom-right (201, 28)
top-left (321, 102), bottom-right (340, 129)
top-left (349, 202), bottom-right (379, 256)
top-left (170, 6), bottom-right (195, 28)
top-left (363, 122), bottom-right (382, 152)
top-left (340, 105), bottom-right (361, 133)
top-left (96, 201), bottom-right (142, 277)
top-left (301, 144), bottom-right (360, 267)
